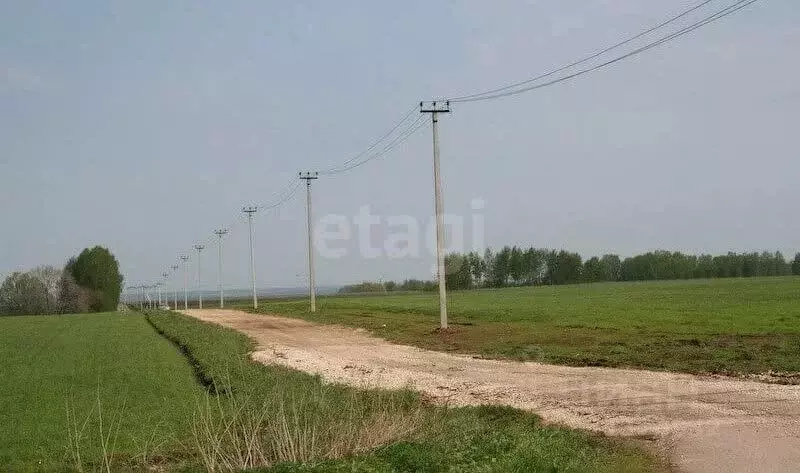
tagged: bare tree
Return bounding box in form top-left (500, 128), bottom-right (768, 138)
top-left (29, 265), bottom-right (61, 313)
top-left (0, 272), bottom-right (51, 315)
top-left (58, 272), bottom-right (90, 314)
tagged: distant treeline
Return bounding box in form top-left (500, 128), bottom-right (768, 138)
top-left (338, 248), bottom-right (800, 293)
top-left (338, 279), bottom-right (438, 294)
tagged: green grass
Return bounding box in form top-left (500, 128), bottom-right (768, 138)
top-left (248, 277), bottom-right (800, 377)
top-left (0, 312), bottom-right (204, 471)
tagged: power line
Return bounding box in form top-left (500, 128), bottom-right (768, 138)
top-left (321, 114), bottom-right (427, 175)
top-left (255, 177), bottom-right (298, 208)
top-left (449, 0), bottom-right (760, 103)
top-left (448, 0), bottom-right (716, 102)
top-left (320, 104), bottom-right (419, 175)
top-left (257, 180), bottom-right (303, 211)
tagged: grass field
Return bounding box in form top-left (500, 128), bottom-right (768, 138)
top-left (0, 310), bottom-right (665, 472)
top-left (249, 277), bottom-right (800, 377)
top-left (0, 312), bottom-right (203, 471)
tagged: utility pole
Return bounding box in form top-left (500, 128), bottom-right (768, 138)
top-left (180, 255), bottom-right (189, 310)
top-left (420, 101), bottom-right (451, 329)
top-left (299, 171), bottom-right (319, 312)
top-left (156, 282), bottom-right (162, 308)
top-left (171, 265), bottom-right (179, 310)
top-left (194, 245), bottom-right (205, 309)
top-left (213, 229), bottom-right (229, 308)
top-left (242, 206), bottom-right (259, 309)
top-left (161, 273), bottom-right (168, 308)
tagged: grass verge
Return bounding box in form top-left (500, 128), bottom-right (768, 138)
top-left (246, 277), bottom-right (800, 378)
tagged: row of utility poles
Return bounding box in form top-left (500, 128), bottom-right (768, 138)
top-left (141, 101), bottom-right (451, 330)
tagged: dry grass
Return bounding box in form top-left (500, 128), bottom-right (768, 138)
top-left (65, 390), bottom-right (126, 473)
top-left (191, 382), bottom-right (426, 472)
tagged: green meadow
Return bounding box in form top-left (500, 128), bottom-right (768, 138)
top-left (253, 277), bottom-right (800, 376)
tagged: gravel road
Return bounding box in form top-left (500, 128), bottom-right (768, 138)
top-left (181, 309), bottom-right (800, 473)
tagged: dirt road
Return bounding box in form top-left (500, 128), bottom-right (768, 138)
top-left (181, 309), bottom-right (800, 473)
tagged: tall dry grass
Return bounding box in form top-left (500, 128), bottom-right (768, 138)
top-left (191, 382), bottom-right (428, 472)
top-left (65, 390), bottom-right (126, 473)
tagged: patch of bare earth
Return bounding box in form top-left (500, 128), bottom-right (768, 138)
top-left (181, 309), bottom-right (800, 473)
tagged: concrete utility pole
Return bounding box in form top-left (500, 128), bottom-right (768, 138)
top-left (194, 245), bottom-right (205, 309)
top-left (242, 206), bottom-right (259, 309)
top-left (299, 171), bottom-right (319, 312)
top-left (213, 229), bottom-right (229, 308)
top-left (161, 272), bottom-right (168, 308)
top-left (135, 286), bottom-right (142, 310)
top-left (171, 265), bottom-right (179, 310)
top-left (420, 101), bottom-right (451, 330)
top-left (180, 255), bottom-right (189, 310)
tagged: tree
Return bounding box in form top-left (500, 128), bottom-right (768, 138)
top-left (583, 257), bottom-right (604, 283)
top-left (482, 248), bottom-right (495, 287)
top-left (694, 254), bottom-right (714, 279)
top-left (445, 253), bottom-right (473, 290)
top-left (65, 246), bottom-right (124, 312)
top-left (774, 251), bottom-right (790, 276)
top-left (509, 246), bottom-right (524, 285)
top-left (490, 246), bottom-right (512, 287)
top-left (600, 254), bottom-right (622, 282)
top-left (29, 265), bottom-right (61, 314)
top-left (467, 252), bottom-right (486, 287)
top-left (546, 250), bottom-right (582, 285)
top-left (58, 271), bottom-right (90, 313)
top-left (0, 272), bottom-right (51, 316)
top-left (522, 248), bottom-right (547, 285)
top-left (793, 253), bottom-right (800, 276)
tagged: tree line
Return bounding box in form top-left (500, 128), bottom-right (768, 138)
top-left (338, 279), bottom-right (438, 294)
top-left (0, 246), bottom-right (124, 316)
top-left (339, 248), bottom-right (800, 293)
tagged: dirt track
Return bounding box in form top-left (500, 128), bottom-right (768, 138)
top-left (181, 309), bottom-right (800, 473)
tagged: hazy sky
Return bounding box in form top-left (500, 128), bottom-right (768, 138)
top-left (1, 0), bottom-right (798, 290)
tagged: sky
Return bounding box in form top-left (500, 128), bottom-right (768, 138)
top-left (1, 0), bottom-right (799, 291)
